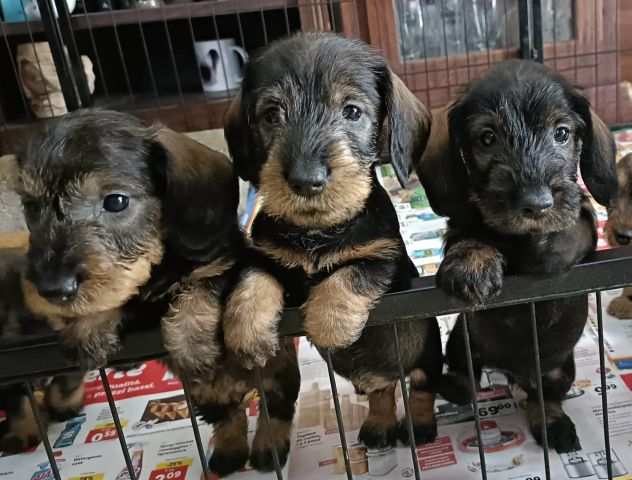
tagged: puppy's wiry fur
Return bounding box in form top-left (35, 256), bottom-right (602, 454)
top-left (224, 33), bottom-right (442, 448)
top-left (0, 249), bottom-right (84, 455)
top-left (605, 153), bottom-right (632, 318)
top-left (17, 109), bottom-right (300, 476)
top-left (418, 60), bottom-right (618, 453)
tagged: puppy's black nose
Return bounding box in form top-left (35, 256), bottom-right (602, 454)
top-left (36, 273), bottom-right (79, 303)
top-left (615, 229), bottom-right (632, 245)
top-left (288, 171), bottom-right (327, 197)
top-left (519, 189), bottom-right (554, 216)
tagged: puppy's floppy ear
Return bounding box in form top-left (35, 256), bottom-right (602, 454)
top-left (150, 128), bottom-right (239, 261)
top-left (416, 104), bottom-right (471, 221)
top-left (570, 91), bottom-right (618, 206)
top-left (224, 93), bottom-right (262, 185)
top-left (379, 70), bottom-right (431, 187)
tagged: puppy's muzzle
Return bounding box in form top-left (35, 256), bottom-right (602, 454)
top-left (28, 266), bottom-right (81, 304)
top-left (517, 187), bottom-right (554, 217)
top-left (286, 163), bottom-right (328, 198)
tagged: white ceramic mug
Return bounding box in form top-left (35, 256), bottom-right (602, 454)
top-left (194, 38), bottom-right (247, 95)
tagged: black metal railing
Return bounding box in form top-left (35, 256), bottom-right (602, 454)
top-left (2, 245), bottom-right (632, 480)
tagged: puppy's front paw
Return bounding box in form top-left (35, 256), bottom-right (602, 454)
top-left (437, 240), bottom-right (505, 303)
top-left (607, 295), bottom-right (632, 319)
top-left (208, 445), bottom-right (249, 477)
top-left (397, 419), bottom-right (437, 446)
top-left (224, 270), bottom-right (284, 368)
top-left (303, 273), bottom-right (372, 349)
top-left (162, 289), bottom-right (223, 378)
top-left (531, 413), bottom-right (581, 453)
top-left (358, 418), bottom-right (398, 449)
top-left (68, 333), bottom-right (120, 370)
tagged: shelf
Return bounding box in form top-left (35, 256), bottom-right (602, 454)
top-left (0, 0), bottom-right (297, 36)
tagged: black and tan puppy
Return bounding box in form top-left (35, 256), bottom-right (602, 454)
top-left (0, 247), bottom-right (84, 454)
top-left (604, 153), bottom-right (632, 318)
top-left (419, 60), bottom-right (618, 453)
top-left (223, 33), bottom-right (442, 448)
top-left (16, 109), bottom-right (299, 476)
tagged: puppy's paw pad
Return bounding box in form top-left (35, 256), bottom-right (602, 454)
top-left (358, 420), bottom-right (398, 449)
top-left (397, 420), bottom-right (438, 446)
top-left (249, 443), bottom-right (290, 472)
top-left (437, 245), bottom-right (504, 302)
top-left (607, 296), bottom-right (632, 319)
top-left (532, 414), bottom-right (581, 454)
top-left (208, 447), bottom-right (249, 477)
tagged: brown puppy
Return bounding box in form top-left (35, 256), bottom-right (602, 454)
top-left (419, 60), bottom-right (618, 453)
top-left (604, 153), bottom-right (632, 318)
top-left (16, 109), bottom-right (300, 476)
top-left (223, 33), bottom-right (442, 449)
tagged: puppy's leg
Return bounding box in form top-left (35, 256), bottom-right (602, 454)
top-left (607, 287), bottom-right (632, 319)
top-left (304, 260), bottom-right (395, 349)
top-left (251, 341), bottom-right (300, 471)
top-left (358, 383), bottom-right (399, 448)
top-left (224, 268), bottom-right (284, 368)
top-left (438, 315), bottom-right (483, 405)
top-left (59, 309), bottom-right (122, 369)
top-left (0, 384), bottom-right (44, 454)
top-left (162, 282), bottom-right (223, 378)
top-left (398, 370), bottom-right (438, 445)
top-left (203, 405), bottom-right (250, 477)
top-left (45, 373), bottom-right (85, 421)
top-left (437, 238), bottom-right (505, 302)
top-left (526, 354), bottom-right (581, 453)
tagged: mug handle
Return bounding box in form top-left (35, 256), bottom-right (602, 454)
top-left (231, 46), bottom-right (248, 82)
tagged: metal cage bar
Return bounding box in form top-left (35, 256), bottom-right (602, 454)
top-left (25, 381), bottom-right (62, 480)
top-left (255, 368), bottom-right (284, 480)
top-left (182, 377), bottom-right (212, 479)
top-left (596, 291), bottom-right (614, 479)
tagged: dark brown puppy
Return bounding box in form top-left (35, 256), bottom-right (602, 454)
top-left (0, 247), bottom-right (85, 454)
top-left (418, 60), bottom-right (618, 453)
top-left (604, 153), bottom-right (632, 318)
top-left (16, 109), bottom-right (299, 476)
top-left (224, 33), bottom-right (442, 448)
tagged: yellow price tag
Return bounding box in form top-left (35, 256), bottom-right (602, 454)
top-left (155, 458), bottom-right (193, 469)
top-left (68, 475), bottom-right (104, 480)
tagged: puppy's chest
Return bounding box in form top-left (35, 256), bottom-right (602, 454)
top-left (251, 215), bottom-right (400, 277)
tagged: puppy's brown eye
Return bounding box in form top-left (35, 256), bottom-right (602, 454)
top-left (554, 126), bottom-right (570, 144)
top-left (343, 105), bottom-right (362, 121)
top-left (480, 130), bottom-right (496, 146)
top-left (263, 107), bottom-right (282, 126)
top-left (103, 194), bottom-right (129, 213)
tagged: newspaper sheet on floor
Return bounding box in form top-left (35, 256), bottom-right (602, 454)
top-left (0, 159), bottom-right (630, 478)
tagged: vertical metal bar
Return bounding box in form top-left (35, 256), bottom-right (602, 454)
top-left (108, 12), bottom-right (134, 100)
top-left (35, 0), bottom-right (80, 110)
top-left (0, 22), bottom-right (32, 118)
top-left (53, 0), bottom-right (91, 106)
top-left (138, 21), bottom-right (161, 104)
top-left (596, 291), bottom-right (613, 479)
top-left (530, 302), bottom-right (552, 480)
top-left (460, 0), bottom-right (472, 83)
top-left (17, 0), bottom-right (55, 116)
top-left (212, 13), bottom-right (233, 101)
top-left (79, 3), bottom-right (109, 98)
top-left (260, 8), bottom-right (269, 45)
top-left (187, 10), bottom-right (206, 98)
top-left (283, 0), bottom-right (292, 35)
top-left (462, 313), bottom-right (487, 480)
top-left (160, 9), bottom-right (184, 101)
top-left (25, 382), bottom-right (62, 480)
top-left (329, 0), bottom-right (337, 32)
top-left (531, 0), bottom-right (543, 62)
top-left (481, 0), bottom-right (491, 66)
top-left (182, 378), bottom-right (211, 479)
top-left (236, 11), bottom-right (246, 51)
top-left (392, 322), bottom-right (422, 480)
top-left (324, 349), bottom-right (353, 480)
top-left (99, 368), bottom-right (136, 479)
top-left (616, 0), bottom-right (620, 123)
top-left (255, 368), bottom-right (284, 480)
top-left (551, 0), bottom-right (558, 69)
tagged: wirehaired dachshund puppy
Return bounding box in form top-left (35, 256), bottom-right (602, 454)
top-left (0, 248), bottom-right (84, 454)
top-left (16, 109), bottom-right (300, 476)
top-left (223, 33), bottom-right (443, 448)
top-left (604, 153), bottom-right (632, 318)
top-left (418, 60), bottom-right (618, 453)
